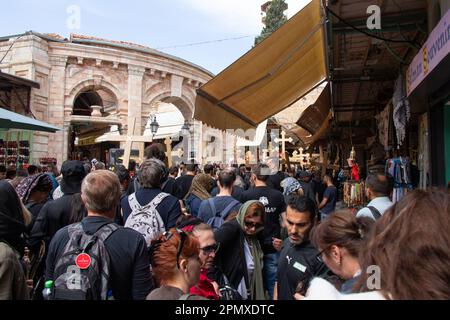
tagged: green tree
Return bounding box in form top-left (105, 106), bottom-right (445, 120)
top-left (255, 0), bottom-right (288, 45)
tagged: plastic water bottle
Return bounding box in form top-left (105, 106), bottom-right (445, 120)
top-left (42, 280), bottom-right (53, 300)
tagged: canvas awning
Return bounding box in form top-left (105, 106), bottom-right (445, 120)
top-left (194, 0), bottom-right (328, 132)
top-left (293, 83), bottom-right (331, 145)
top-left (0, 107), bottom-right (61, 133)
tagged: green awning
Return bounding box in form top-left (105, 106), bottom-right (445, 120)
top-left (0, 107), bottom-right (61, 133)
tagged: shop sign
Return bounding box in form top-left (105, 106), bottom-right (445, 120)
top-left (407, 9), bottom-right (450, 96)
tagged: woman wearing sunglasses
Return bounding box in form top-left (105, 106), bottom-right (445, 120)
top-left (146, 228), bottom-right (205, 300)
top-left (214, 200), bottom-right (266, 300)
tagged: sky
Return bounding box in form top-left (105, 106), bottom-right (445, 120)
top-left (1, 0), bottom-right (311, 74)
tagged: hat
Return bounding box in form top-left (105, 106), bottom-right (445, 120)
top-left (16, 173), bottom-right (53, 203)
top-left (60, 160), bottom-right (86, 194)
top-left (296, 170), bottom-right (312, 179)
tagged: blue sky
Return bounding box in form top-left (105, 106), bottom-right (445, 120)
top-left (2, 0), bottom-right (310, 74)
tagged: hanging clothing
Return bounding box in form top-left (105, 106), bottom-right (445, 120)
top-left (392, 75), bottom-right (410, 146)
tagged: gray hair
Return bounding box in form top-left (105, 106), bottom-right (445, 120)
top-left (139, 158), bottom-right (166, 188)
top-left (81, 170), bottom-right (121, 214)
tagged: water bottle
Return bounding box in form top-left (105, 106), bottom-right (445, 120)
top-left (42, 280), bottom-right (53, 300)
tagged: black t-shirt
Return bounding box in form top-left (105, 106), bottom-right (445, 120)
top-left (174, 175), bottom-right (195, 199)
top-left (45, 216), bottom-right (153, 300)
top-left (277, 239), bottom-right (328, 300)
top-left (241, 186), bottom-right (286, 253)
top-left (266, 172), bottom-right (287, 192)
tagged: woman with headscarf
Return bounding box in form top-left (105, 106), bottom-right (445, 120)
top-left (15, 174), bottom-right (53, 231)
top-left (184, 174), bottom-right (212, 217)
top-left (214, 200), bottom-right (266, 300)
top-left (0, 180), bottom-right (32, 300)
top-left (281, 177), bottom-right (304, 202)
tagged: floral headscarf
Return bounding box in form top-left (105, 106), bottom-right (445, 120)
top-left (15, 173), bottom-right (53, 203)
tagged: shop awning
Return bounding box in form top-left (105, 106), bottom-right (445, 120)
top-left (294, 83), bottom-right (331, 145)
top-left (0, 107), bottom-right (61, 133)
top-left (194, 0), bottom-right (328, 132)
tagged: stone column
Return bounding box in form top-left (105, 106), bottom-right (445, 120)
top-left (127, 65), bottom-right (145, 157)
top-left (47, 55), bottom-right (68, 167)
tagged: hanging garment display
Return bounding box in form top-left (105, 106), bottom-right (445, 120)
top-left (392, 75), bottom-right (410, 146)
top-left (385, 157), bottom-right (413, 203)
top-left (343, 181), bottom-right (366, 208)
top-left (377, 103), bottom-right (391, 149)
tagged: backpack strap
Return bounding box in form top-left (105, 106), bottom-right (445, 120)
top-left (208, 198), bottom-right (216, 216)
top-left (219, 199), bottom-right (240, 219)
top-left (367, 206), bottom-right (382, 220)
top-left (128, 193), bottom-right (142, 212)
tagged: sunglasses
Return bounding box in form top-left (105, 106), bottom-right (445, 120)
top-left (162, 229), bottom-right (187, 269)
top-left (244, 220), bottom-right (263, 229)
top-left (316, 247), bottom-right (329, 263)
top-left (200, 242), bottom-right (220, 255)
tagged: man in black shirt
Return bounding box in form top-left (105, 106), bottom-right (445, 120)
top-left (46, 170), bottom-right (153, 300)
top-left (265, 157), bottom-right (287, 192)
top-left (275, 196), bottom-right (328, 300)
top-left (241, 163), bottom-right (286, 299)
top-left (174, 161), bottom-right (197, 199)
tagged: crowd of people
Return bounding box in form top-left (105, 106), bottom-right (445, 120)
top-left (0, 145), bottom-right (449, 300)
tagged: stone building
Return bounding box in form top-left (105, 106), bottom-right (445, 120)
top-left (0, 32), bottom-right (213, 167)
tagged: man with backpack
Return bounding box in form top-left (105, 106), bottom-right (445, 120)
top-left (45, 170), bottom-right (153, 300)
top-left (198, 168), bottom-right (241, 230)
top-left (121, 159), bottom-right (182, 246)
top-left (356, 173), bottom-right (393, 220)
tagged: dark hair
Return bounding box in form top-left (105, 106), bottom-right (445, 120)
top-left (0, 165), bottom-right (6, 173)
top-left (356, 188), bottom-right (450, 299)
top-left (365, 173), bottom-right (393, 197)
top-left (17, 169), bottom-right (28, 178)
top-left (287, 195), bottom-right (316, 223)
top-left (69, 193), bottom-right (87, 224)
top-left (6, 169), bottom-right (16, 180)
top-left (218, 168), bottom-right (236, 189)
top-left (115, 165), bottom-right (130, 183)
top-left (186, 160), bottom-right (197, 173)
top-left (144, 143), bottom-right (166, 162)
top-left (204, 164), bottom-right (214, 174)
top-left (83, 162), bottom-right (92, 174)
top-left (311, 210), bottom-right (374, 258)
top-left (252, 163), bottom-right (269, 182)
top-left (128, 160), bottom-right (137, 172)
top-left (27, 165), bottom-right (38, 175)
top-left (169, 166), bottom-right (179, 176)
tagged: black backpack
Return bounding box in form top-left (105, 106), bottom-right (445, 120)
top-left (51, 223), bottom-right (118, 300)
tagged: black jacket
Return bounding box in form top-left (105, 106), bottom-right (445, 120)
top-left (214, 220), bottom-right (264, 291)
top-left (45, 216), bottom-right (153, 300)
top-left (27, 194), bottom-right (76, 253)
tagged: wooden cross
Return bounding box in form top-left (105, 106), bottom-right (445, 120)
top-left (164, 137), bottom-right (173, 168)
top-left (274, 131), bottom-right (293, 158)
top-left (245, 150), bottom-right (254, 166)
top-left (165, 141), bottom-right (184, 167)
top-left (95, 117), bottom-right (154, 169)
top-left (289, 149), bottom-right (303, 163)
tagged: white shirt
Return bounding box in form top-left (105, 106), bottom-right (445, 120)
top-left (357, 197), bottom-right (393, 220)
top-left (303, 278), bottom-right (385, 300)
top-left (237, 239), bottom-right (254, 300)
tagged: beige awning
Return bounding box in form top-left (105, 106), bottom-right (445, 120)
top-left (194, 0), bottom-right (328, 132)
top-left (294, 83), bottom-right (331, 146)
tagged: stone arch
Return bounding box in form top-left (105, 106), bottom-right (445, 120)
top-left (66, 78), bottom-right (123, 113)
top-left (145, 91), bottom-right (194, 120)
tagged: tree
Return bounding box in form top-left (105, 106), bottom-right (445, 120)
top-left (255, 0), bottom-right (288, 45)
